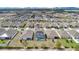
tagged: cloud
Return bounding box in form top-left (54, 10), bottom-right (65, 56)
top-left (0, 0), bottom-right (79, 7)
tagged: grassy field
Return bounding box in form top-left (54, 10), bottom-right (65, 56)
top-left (0, 40), bottom-right (8, 44)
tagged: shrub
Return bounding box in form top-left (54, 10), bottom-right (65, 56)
top-left (42, 47), bottom-right (49, 49)
top-left (0, 46), bottom-right (23, 49)
top-left (41, 46), bottom-right (50, 49)
top-left (27, 47), bottom-right (34, 49)
top-left (66, 39), bottom-right (69, 43)
top-left (65, 46), bottom-right (69, 48)
top-left (35, 47), bottom-right (38, 49)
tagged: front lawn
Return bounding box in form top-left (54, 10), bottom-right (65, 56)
top-left (58, 39), bottom-right (78, 48)
top-left (0, 40), bottom-right (8, 44)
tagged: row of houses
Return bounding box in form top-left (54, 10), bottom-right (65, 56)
top-left (1, 21), bottom-right (25, 28)
top-left (20, 30), bottom-right (45, 41)
top-left (19, 29), bottom-right (79, 41)
top-left (1, 11), bottom-right (79, 21)
top-left (0, 28), bottom-right (79, 41)
top-left (25, 21), bottom-right (79, 29)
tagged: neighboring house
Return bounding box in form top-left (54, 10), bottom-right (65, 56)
top-left (6, 29), bottom-right (18, 39)
top-left (34, 23), bottom-right (43, 28)
top-left (51, 22), bottom-right (59, 28)
top-left (44, 22), bottom-right (51, 28)
top-left (68, 30), bottom-right (79, 39)
top-left (20, 30), bottom-right (33, 40)
top-left (0, 29), bottom-right (18, 40)
top-left (35, 31), bottom-right (45, 41)
top-left (1, 21), bottom-right (10, 27)
top-left (57, 30), bottom-right (72, 39)
top-left (45, 29), bottom-right (60, 39)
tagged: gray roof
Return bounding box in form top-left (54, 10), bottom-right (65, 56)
top-left (0, 29), bottom-right (17, 39)
top-left (57, 30), bottom-right (72, 39)
top-left (6, 29), bottom-right (17, 38)
top-left (1, 21), bottom-right (11, 27)
top-left (68, 30), bottom-right (79, 39)
top-left (0, 28), bottom-right (6, 35)
top-left (45, 29), bottom-right (59, 39)
top-left (21, 30), bottom-right (33, 40)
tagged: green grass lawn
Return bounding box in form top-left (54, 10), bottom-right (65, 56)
top-left (58, 39), bottom-right (78, 48)
top-left (0, 40), bottom-right (8, 44)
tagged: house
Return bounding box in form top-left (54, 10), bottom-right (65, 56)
top-left (20, 30), bottom-right (33, 40)
top-left (45, 29), bottom-right (60, 39)
top-left (0, 28), bottom-right (6, 35)
top-left (6, 29), bottom-right (18, 39)
top-left (68, 30), bottom-right (79, 39)
top-left (69, 22), bottom-right (77, 28)
top-left (10, 21), bottom-right (24, 28)
top-left (0, 33), bottom-right (9, 39)
top-left (27, 22), bottom-right (34, 28)
top-left (34, 23), bottom-right (43, 28)
top-left (51, 22), bottom-right (59, 29)
top-left (44, 22), bottom-right (51, 28)
top-left (35, 31), bottom-right (45, 41)
top-left (57, 30), bottom-right (72, 39)
top-left (0, 28), bottom-right (6, 39)
top-left (1, 21), bottom-right (10, 27)
top-left (57, 22), bottom-right (68, 28)
top-left (0, 29), bottom-right (18, 39)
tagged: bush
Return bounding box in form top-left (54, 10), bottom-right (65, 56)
top-left (0, 46), bottom-right (23, 49)
top-left (35, 47), bottom-right (38, 49)
top-left (66, 39), bottom-right (69, 43)
top-left (70, 40), bottom-right (73, 43)
top-left (57, 48), bottom-right (65, 50)
top-left (65, 46), bottom-right (69, 48)
top-left (6, 47), bottom-right (23, 49)
top-left (41, 47), bottom-right (49, 49)
top-left (27, 47), bottom-right (34, 49)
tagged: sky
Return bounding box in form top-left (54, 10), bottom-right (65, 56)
top-left (0, 0), bottom-right (79, 8)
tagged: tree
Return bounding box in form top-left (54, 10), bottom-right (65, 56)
top-left (53, 8), bottom-right (64, 13)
